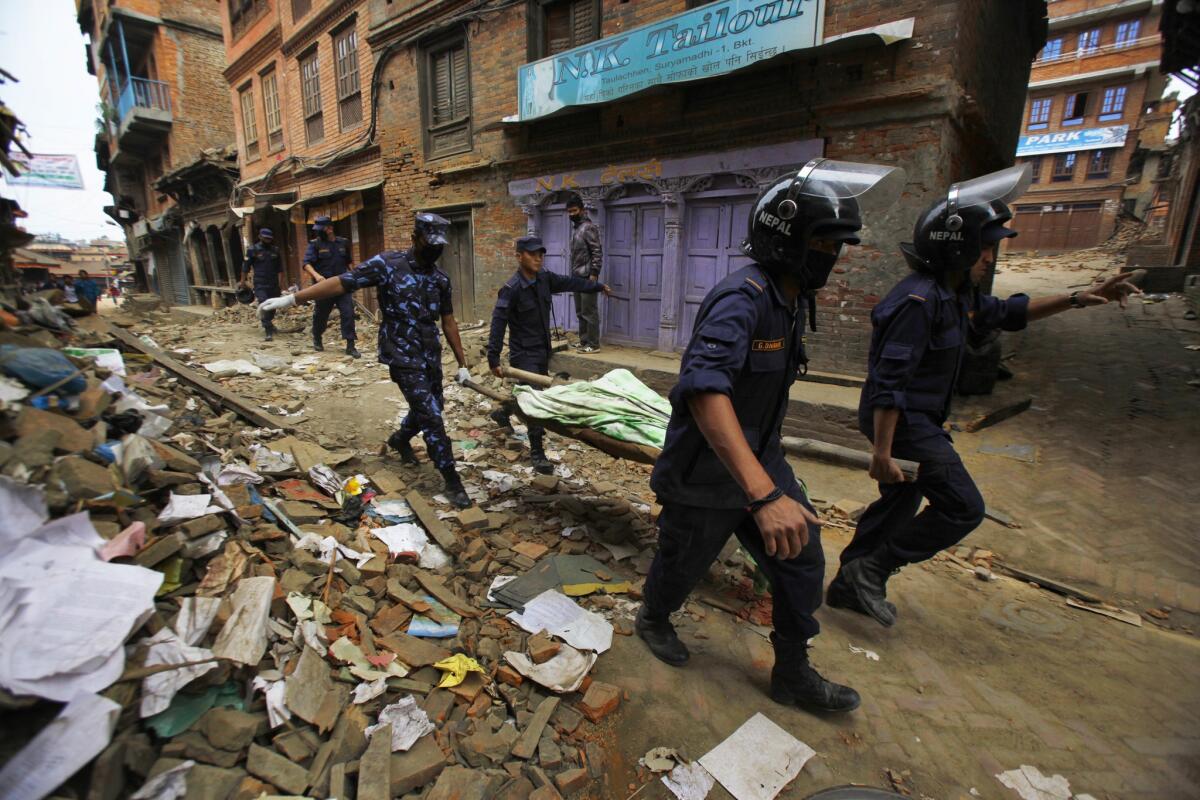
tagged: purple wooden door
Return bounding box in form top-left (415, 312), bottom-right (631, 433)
top-left (541, 209), bottom-right (577, 333)
top-left (678, 196), bottom-right (754, 347)
top-left (604, 205), bottom-right (663, 346)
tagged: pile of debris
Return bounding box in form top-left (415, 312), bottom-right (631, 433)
top-left (0, 300), bottom-right (711, 800)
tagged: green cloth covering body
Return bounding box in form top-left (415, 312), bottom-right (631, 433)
top-left (513, 369), bottom-right (670, 448)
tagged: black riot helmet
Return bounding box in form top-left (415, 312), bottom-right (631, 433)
top-left (901, 164), bottom-right (1032, 275)
top-left (744, 159), bottom-right (905, 293)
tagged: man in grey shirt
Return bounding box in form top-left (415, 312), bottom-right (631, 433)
top-left (567, 195), bottom-right (603, 352)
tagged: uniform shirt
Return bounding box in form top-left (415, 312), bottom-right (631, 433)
top-left (859, 271), bottom-right (1029, 441)
top-left (569, 217), bottom-right (603, 278)
top-left (304, 235), bottom-right (353, 279)
top-left (339, 248), bottom-right (452, 370)
top-left (650, 265), bottom-right (808, 510)
top-left (487, 269), bottom-right (602, 369)
top-left (243, 243), bottom-right (282, 288)
top-left (76, 278), bottom-right (101, 304)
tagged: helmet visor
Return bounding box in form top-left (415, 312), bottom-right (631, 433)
top-left (795, 160), bottom-right (907, 214)
top-left (949, 164), bottom-right (1032, 212)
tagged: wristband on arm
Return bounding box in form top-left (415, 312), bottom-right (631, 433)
top-left (746, 486), bottom-right (784, 514)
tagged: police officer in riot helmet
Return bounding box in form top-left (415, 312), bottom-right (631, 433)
top-left (637, 159), bottom-right (903, 713)
top-left (829, 165), bottom-right (1141, 628)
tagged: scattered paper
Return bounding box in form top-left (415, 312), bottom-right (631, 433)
top-left (251, 444), bottom-right (296, 474)
top-left (643, 747), bottom-right (683, 773)
top-left (0, 693), bottom-right (122, 800)
top-left (1066, 597), bottom-right (1143, 627)
top-left (366, 696), bottom-right (435, 752)
top-left (217, 461), bottom-right (264, 485)
top-left (849, 644), bottom-right (881, 661)
top-left (99, 521), bottom-right (147, 561)
top-left (369, 523), bottom-right (451, 570)
top-left (139, 628), bottom-right (218, 717)
top-left (330, 636), bottom-right (409, 681)
top-left (487, 575), bottom-right (517, 603)
top-left (157, 493), bottom-right (221, 523)
top-left (174, 597), bottom-right (221, 646)
top-left (211, 576), bottom-right (275, 665)
top-left (0, 476), bottom-right (47, 546)
top-left (130, 759), bottom-right (194, 800)
top-left (308, 464), bottom-right (343, 496)
top-left (663, 762), bottom-right (716, 800)
top-left (504, 645), bottom-right (597, 693)
top-left (202, 359), bottom-right (262, 375)
top-left (698, 713), bottom-right (815, 800)
top-left (253, 675), bottom-right (292, 728)
top-left (432, 654), bottom-right (485, 688)
top-left (508, 590), bottom-right (613, 653)
top-left (995, 765), bottom-right (1077, 800)
top-left (295, 533), bottom-right (374, 569)
top-left (286, 592), bottom-right (332, 624)
top-left (482, 470), bottom-right (517, 492)
top-left (353, 677), bottom-right (389, 704)
top-left (181, 531), bottom-right (227, 559)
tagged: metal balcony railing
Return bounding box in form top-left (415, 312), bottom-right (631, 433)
top-left (116, 77), bottom-right (171, 122)
top-left (1034, 34), bottom-right (1160, 67)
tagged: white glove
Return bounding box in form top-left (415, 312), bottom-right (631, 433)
top-left (456, 367), bottom-right (471, 385)
top-left (258, 294), bottom-right (296, 318)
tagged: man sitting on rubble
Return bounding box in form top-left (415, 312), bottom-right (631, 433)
top-left (829, 165), bottom-right (1141, 629)
top-left (259, 213), bottom-right (476, 509)
top-left (637, 160), bottom-right (904, 714)
top-left (486, 235), bottom-right (610, 474)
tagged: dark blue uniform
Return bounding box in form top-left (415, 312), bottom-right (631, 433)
top-left (339, 248), bottom-right (456, 471)
top-left (243, 243), bottom-right (283, 330)
top-left (487, 269), bottom-right (604, 450)
top-left (842, 272), bottom-right (1029, 566)
top-left (305, 235), bottom-right (357, 343)
top-left (644, 265), bottom-right (825, 644)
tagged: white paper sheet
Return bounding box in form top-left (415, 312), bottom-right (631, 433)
top-left (662, 762), bottom-right (715, 800)
top-left (504, 645), bottom-right (597, 693)
top-left (157, 493), bottom-right (221, 523)
top-left (995, 765), bottom-right (1075, 800)
top-left (352, 677), bottom-right (389, 704)
top-left (217, 461), bottom-right (264, 485)
top-left (0, 476), bottom-right (48, 544)
top-left (139, 628), bottom-right (218, 717)
top-left (202, 359), bottom-right (262, 375)
top-left (365, 696), bottom-right (435, 752)
top-left (129, 760), bottom-right (194, 800)
top-left (294, 533), bottom-right (373, 569)
top-left (211, 576), bottom-right (275, 666)
top-left (252, 675), bottom-right (292, 728)
top-left (174, 597), bottom-right (221, 646)
top-left (507, 590), bottom-right (613, 653)
top-left (698, 713), bottom-right (815, 800)
top-left (0, 693), bottom-right (122, 800)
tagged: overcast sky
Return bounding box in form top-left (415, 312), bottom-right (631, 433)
top-left (0, 1), bottom-right (116, 242)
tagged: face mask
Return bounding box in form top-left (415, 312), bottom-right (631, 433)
top-left (799, 247), bottom-right (840, 291)
top-left (419, 243), bottom-right (444, 263)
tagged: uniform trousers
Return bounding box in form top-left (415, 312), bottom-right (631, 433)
top-left (313, 294), bottom-right (356, 342)
top-left (389, 362), bottom-right (454, 472)
top-left (254, 285), bottom-right (280, 330)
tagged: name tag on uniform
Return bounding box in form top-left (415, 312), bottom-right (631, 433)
top-left (751, 338), bottom-right (785, 352)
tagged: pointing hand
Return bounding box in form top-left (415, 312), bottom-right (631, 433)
top-left (258, 295), bottom-right (295, 318)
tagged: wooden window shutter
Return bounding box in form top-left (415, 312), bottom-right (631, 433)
top-left (571, 0), bottom-right (596, 48)
top-left (450, 46), bottom-right (469, 121)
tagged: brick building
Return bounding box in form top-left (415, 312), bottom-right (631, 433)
top-left (1009, 0), bottom-right (1167, 253)
top-left (221, 0), bottom-right (384, 307)
top-left (77, 0), bottom-right (236, 305)
top-left (359, 0), bottom-right (1047, 374)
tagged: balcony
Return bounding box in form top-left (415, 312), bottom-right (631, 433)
top-left (108, 77), bottom-right (172, 166)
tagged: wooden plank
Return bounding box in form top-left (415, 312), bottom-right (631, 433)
top-left (963, 397), bottom-right (1033, 433)
top-left (994, 563), bottom-right (1103, 604)
top-left (405, 490), bottom-right (459, 555)
top-left (512, 697), bottom-right (560, 760)
top-left (105, 323), bottom-right (290, 430)
top-left (781, 437), bottom-right (919, 481)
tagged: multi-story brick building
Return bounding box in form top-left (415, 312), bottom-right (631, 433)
top-left (221, 0), bottom-right (383, 306)
top-left (1009, 0), bottom-right (1166, 253)
top-left (77, 0), bottom-right (236, 305)
top-left (359, 0), bottom-right (1047, 373)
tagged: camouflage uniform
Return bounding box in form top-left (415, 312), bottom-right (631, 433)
top-left (338, 247), bottom-right (455, 471)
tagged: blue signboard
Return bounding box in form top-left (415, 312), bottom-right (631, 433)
top-left (518, 0), bottom-right (824, 121)
top-left (1016, 125), bottom-right (1130, 157)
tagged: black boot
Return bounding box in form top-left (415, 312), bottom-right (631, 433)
top-left (489, 409), bottom-right (512, 430)
top-left (345, 341), bottom-right (361, 359)
top-left (440, 468), bottom-right (472, 509)
top-left (264, 327), bottom-right (274, 342)
top-left (529, 448), bottom-right (554, 475)
top-left (770, 634), bottom-right (860, 712)
top-left (841, 548), bottom-right (905, 628)
top-left (387, 431), bottom-right (419, 464)
top-left (635, 606), bottom-right (689, 666)
top-left (826, 570), bottom-right (897, 619)
top-left (313, 335), bottom-right (324, 352)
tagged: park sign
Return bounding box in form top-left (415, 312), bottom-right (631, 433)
top-left (6, 153), bottom-right (85, 190)
top-left (1016, 125), bottom-right (1130, 157)
top-left (518, 0), bottom-right (824, 121)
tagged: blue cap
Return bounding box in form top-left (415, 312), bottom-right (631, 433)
top-left (312, 215), bottom-right (332, 231)
top-left (981, 222), bottom-right (1018, 244)
top-left (259, 227), bottom-right (274, 239)
top-left (516, 235), bottom-right (546, 253)
top-left (414, 212), bottom-right (450, 246)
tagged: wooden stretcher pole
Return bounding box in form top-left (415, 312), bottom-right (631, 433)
top-left (781, 437), bottom-right (919, 481)
top-left (499, 366), bottom-right (557, 387)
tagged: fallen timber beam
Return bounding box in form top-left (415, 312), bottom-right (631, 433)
top-left (105, 323), bottom-right (291, 431)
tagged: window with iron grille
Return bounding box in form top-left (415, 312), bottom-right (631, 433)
top-left (1052, 152), bottom-right (1077, 181)
top-left (1028, 156), bottom-right (1043, 184)
top-left (1028, 97), bottom-right (1052, 130)
top-left (423, 37), bottom-right (471, 158)
top-left (1087, 149), bottom-right (1113, 178)
top-left (1114, 19), bottom-right (1140, 48)
top-left (1099, 86), bottom-right (1127, 121)
top-left (261, 69), bottom-right (283, 152)
top-left (229, 0), bottom-right (268, 40)
top-left (1078, 28), bottom-right (1100, 55)
top-left (1040, 38), bottom-right (1063, 61)
top-left (292, 0), bottom-right (311, 22)
top-left (528, 0), bottom-right (600, 60)
top-left (239, 85), bottom-right (259, 161)
top-left (300, 49), bottom-right (324, 145)
top-left (1062, 92), bottom-right (1088, 126)
top-left (334, 25), bottom-right (362, 131)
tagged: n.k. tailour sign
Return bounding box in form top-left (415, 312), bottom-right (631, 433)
top-left (518, 0), bottom-right (824, 121)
